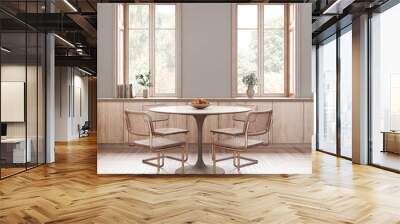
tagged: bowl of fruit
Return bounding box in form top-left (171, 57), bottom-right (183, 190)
top-left (190, 98), bottom-right (210, 109)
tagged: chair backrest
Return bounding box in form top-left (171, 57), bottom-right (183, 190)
top-left (82, 121), bottom-right (90, 129)
top-left (244, 110), bottom-right (273, 136)
top-left (125, 110), bottom-right (154, 136)
top-left (142, 104), bottom-right (169, 123)
top-left (233, 104), bottom-right (258, 122)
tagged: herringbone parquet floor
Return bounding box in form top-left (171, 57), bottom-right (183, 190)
top-left (1, 135), bottom-right (400, 224)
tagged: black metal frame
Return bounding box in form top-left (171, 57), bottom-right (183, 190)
top-left (315, 23), bottom-right (353, 161)
top-left (367, 0), bottom-right (400, 173)
top-left (316, 0), bottom-right (400, 172)
top-left (0, 0), bottom-right (48, 180)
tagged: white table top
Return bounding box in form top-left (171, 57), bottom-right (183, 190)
top-left (149, 105), bottom-right (251, 115)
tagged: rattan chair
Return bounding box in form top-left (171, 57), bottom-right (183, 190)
top-left (125, 110), bottom-right (187, 172)
top-left (142, 104), bottom-right (189, 161)
top-left (212, 104), bottom-right (258, 137)
top-left (211, 110), bottom-right (273, 171)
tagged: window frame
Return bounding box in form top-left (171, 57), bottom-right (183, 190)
top-left (124, 3), bottom-right (181, 97)
top-left (232, 3), bottom-right (290, 97)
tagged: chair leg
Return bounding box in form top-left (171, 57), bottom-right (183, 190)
top-left (184, 133), bottom-right (189, 161)
top-left (212, 143), bottom-right (216, 169)
top-left (232, 152), bottom-right (258, 169)
top-left (237, 152), bottom-right (241, 172)
top-left (157, 153), bottom-right (161, 172)
top-left (181, 147), bottom-right (185, 173)
top-left (213, 147), bottom-right (258, 170)
top-left (161, 152), bottom-right (165, 167)
top-left (142, 153), bottom-right (166, 170)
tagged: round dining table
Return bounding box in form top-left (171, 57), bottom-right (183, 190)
top-left (149, 105), bottom-right (251, 174)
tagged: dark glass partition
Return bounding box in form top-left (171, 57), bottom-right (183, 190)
top-left (316, 25), bottom-right (353, 160)
top-left (0, 1), bottom-right (46, 179)
top-left (370, 3), bottom-right (400, 172)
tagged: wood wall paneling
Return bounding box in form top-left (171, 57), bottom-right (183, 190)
top-left (303, 102), bottom-right (314, 144)
top-left (98, 100), bottom-right (313, 145)
top-left (97, 102), bottom-right (124, 143)
top-left (272, 102), bottom-right (304, 143)
top-left (163, 102), bottom-right (187, 142)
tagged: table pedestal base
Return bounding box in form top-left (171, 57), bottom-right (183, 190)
top-left (175, 165), bottom-right (225, 174)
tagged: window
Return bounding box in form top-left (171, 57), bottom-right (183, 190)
top-left (390, 74), bottom-right (400, 130)
top-left (234, 4), bottom-right (288, 96)
top-left (127, 4), bottom-right (180, 97)
top-left (317, 36), bottom-right (337, 155)
top-left (289, 4), bottom-right (295, 95)
top-left (117, 4), bottom-right (124, 85)
top-left (370, 3), bottom-right (400, 171)
top-left (339, 28), bottom-right (352, 158)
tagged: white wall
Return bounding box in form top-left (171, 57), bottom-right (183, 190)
top-left (181, 3), bottom-right (232, 98)
top-left (97, 4), bottom-right (117, 98)
top-left (97, 3), bottom-right (312, 98)
top-left (295, 4), bottom-right (313, 98)
top-left (55, 67), bottom-right (89, 141)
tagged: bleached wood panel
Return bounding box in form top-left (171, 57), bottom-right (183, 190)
top-left (97, 101), bottom-right (124, 143)
top-left (186, 116), bottom-right (197, 143)
top-left (303, 102), bottom-right (314, 144)
top-left (98, 100), bottom-right (313, 144)
top-left (163, 102), bottom-right (188, 142)
top-left (217, 102), bottom-right (234, 129)
top-left (203, 115), bottom-right (219, 143)
top-left (272, 102), bottom-right (304, 143)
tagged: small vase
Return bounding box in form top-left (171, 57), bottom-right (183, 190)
top-left (246, 85), bottom-right (255, 98)
top-left (143, 89), bottom-right (148, 98)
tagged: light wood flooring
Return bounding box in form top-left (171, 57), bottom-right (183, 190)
top-left (372, 151), bottom-right (400, 171)
top-left (1, 135), bottom-right (400, 223)
top-left (98, 143), bottom-right (311, 174)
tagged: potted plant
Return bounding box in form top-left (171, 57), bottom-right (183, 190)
top-left (241, 73), bottom-right (258, 98)
top-left (135, 72), bottom-right (151, 98)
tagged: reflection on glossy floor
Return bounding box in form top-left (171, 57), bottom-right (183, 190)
top-left (1, 135), bottom-right (400, 223)
top-left (0, 167), bottom-right (25, 178)
top-left (0, 162), bottom-right (41, 179)
top-left (98, 143), bottom-right (311, 174)
top-left (373, 150), bottom-right (400, 170)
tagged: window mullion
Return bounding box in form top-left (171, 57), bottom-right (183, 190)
top-left (124, 4), bottom-right (129, 86)
top-left (259, 4), bottom-right (264, 96)
top-left (284, 4), bottom-right (289, 96)
top-left (150, 4), bottom-right (155, 97)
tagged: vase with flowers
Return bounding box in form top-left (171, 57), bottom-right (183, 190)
top-left (135, 71), bottom-right (151, 98)
top-left (241, 73), bottom-right (258, 98)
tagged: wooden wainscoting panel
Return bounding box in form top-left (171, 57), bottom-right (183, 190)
top-left (217, 102), bottom-right (234, 129)
top-left (187, 115), bottom-right (197, 143)
top-left (97, 101), bottom-right (124, 143)
top-left (272, 102), bottom-right (304, 143)
top-left (203, 115), bottom-right (219, 143)
top-left (303, 102), bottom-right (314, 144)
